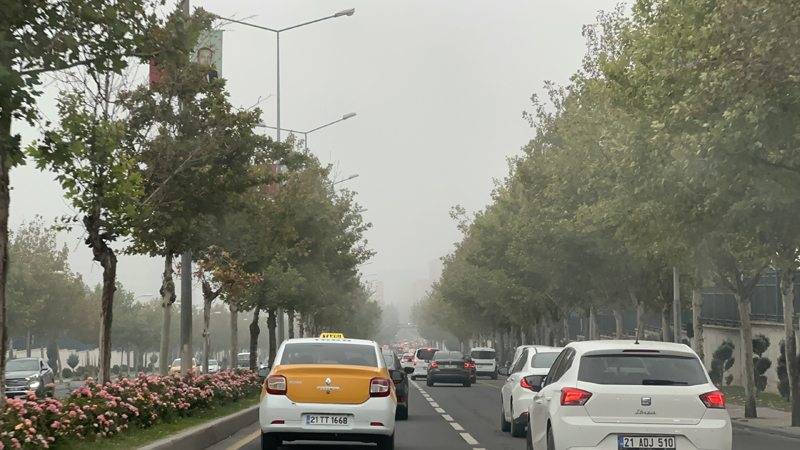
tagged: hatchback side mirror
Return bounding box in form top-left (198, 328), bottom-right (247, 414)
top-left (498, 366), bottom-right (510, 377)
top-left (390, 370), bottom-right (405, 382)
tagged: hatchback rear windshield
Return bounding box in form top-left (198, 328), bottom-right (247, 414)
top-left (280, 343), bottom-right (378, 367)
top-left (470, 350), bottom-right (496, 360)
top-left (578, 354), bottom-right (708, 386)
top-left (531, 352), bottom-right (560, 369)
top-left (434, 352), bottom-right (464, 361)
top-left (416, 349), bottom-right (438, 361)
top-left (382, 353), bottom-right (395, 367)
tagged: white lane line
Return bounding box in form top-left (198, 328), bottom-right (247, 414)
top-left (460, 433), bottom-right (479, 445)
top-left (435, 407), bottom-right (446, 413)
top-left (442, 414), bottom-right (453, 421)
top-left (474, 448), bottom-right (486, 450)
top-left (430, 402), bottom-right (439, 407)
top-left (450, 422), bottom-right (464, 431)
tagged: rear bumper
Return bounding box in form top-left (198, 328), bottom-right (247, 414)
top-left (259, 395), bottom-right (395, 438)
top-left (550, 413), bottom-right (732, 450)
top-left (429, 371), bottom-right (471, 383)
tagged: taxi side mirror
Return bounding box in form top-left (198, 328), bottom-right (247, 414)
top-left (390, 370), bottom-right (405, 382)
top-left (257, 366), bottom-right (269, 377)
top-left (403, 366), bottom-right (414, 374)
top-left (497, 366), bottom-right (510, 377)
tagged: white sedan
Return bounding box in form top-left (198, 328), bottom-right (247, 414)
top-left (527, 340), bottom-right (732, 450)
top-left (500, 347), bottom-right (562, 437)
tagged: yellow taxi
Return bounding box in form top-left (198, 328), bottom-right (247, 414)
top-left (169, 358), bottom-right (199, 374)
top-left (258, 333), bottom-right (398, 449)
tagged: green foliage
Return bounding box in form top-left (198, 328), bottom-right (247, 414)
top-left (111, 365), bottom-right (120, 375)
top-left (67, 354), bottom-right (80, 370)
top-left (752, 334), bottom-right (772, 392)
top-left (62, 368), bottom-right (72, 379)
top-left (710, 340), bottom-right (735, 386)
top-left (46, 341), bottom-right (58, 372)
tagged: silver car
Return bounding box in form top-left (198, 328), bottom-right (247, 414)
top-left (5, 357), bottom-right (55, 398)
top-left (206, 359), bottom-right (220, 374)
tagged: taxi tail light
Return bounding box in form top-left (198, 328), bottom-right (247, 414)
top-left (370, 378), bottom-right (392, 397)
top-left (266, 375), bottom-right (287, 395)
top-left (429, 361), bottom-right (438, 368)
top-left (700, 390), bottom-right (725, 409)
top-left (560, 387), bottom-right (592, 406)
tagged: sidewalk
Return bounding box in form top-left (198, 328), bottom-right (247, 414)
top-left (727, 404), bottom-right (800, 439)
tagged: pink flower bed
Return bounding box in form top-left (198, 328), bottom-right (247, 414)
top-left (0, 369), bottom-right (262, 449)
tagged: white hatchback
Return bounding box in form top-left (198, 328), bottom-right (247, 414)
top-left (411, 348), bottom-right (439, 380)
top-left (527, 340), bottom-right (731, 450)
top-left (500, 347), bottom-right (562, 437)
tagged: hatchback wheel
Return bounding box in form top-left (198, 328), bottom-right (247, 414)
top-left (526, 420), bottom-right (534, 450)
top-left (261, 433), bottom-right (281, 450)
top-left (500, 399), bottom-right (511, 432)
top-left (511, 402), bottom-right (526, 437)
top-left (546, 426), bottom-right (555, 450)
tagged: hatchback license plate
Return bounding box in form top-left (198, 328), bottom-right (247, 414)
top-left (305, 414), bottom-right (349, 426)
top-left (619, 436), bottom-right (675, 449)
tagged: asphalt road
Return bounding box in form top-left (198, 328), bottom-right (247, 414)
top-left (206, 378), bottom-right (799, 450)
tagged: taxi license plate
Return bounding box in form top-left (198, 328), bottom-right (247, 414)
top-left (305, 414), bottom-right (349, 426)
top-left (619, 436), bottom-right (675, 449)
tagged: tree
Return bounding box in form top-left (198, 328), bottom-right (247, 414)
top-left (0, 0), bottom-right (159, 399)
top-left (67, 353), bottom-right (79, 371)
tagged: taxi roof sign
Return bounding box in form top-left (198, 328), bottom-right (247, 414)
top-left (319, 333), bottom-right (345, 339)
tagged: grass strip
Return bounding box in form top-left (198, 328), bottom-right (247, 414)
top-left (53, 396), bottom-right (260, 450)
top-left (719, 385), bottom-right (791, 412)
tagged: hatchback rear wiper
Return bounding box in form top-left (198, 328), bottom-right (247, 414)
top-left (642, 379), bottom-right (688, 385)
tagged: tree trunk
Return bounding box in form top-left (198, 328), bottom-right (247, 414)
top-left (735, 294), bottom-right (758, 418)
top-left (0, 90), bottom-right (12, 399)
top-left (267, 308), bottom-right (277, 367)
top-left (229, 303), bottom-right (239, 369)
top-left (159, 254), bottom-right (176, 376)
top-left (613, 309), bottom-right (623, 339)
top-left (692, 282), bottom-right (705, 363)
top-left (249, 308), bottom-right (260, 370)
top-left (87, 213), bottom-right (118, 386)
top-left (26, 330), bottom-right (31, 357)
top-left (583, 310), bottom-right (590, 341)
top-left (589, 307), bottom-right (599, 340)
top-left (630, 288), bottom-right (645, 341)
top-left (55, 339), bottom-right (62, 382)
top-left (498, 331), bottom-right (506, 365)
top-left (662, 302), bottom-right (671, 342)
top-left (287, 310), bottom-right (295, 339)
top-left (562, 316), bottom-right (571, 345)
top-left (780, 267), bottom-right (800, 427)
top-left (201, 279), bottom-right (219, 375)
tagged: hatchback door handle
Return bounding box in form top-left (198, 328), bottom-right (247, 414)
top-left (535, 399), bottom-right (542, 404)
top-left (545, 397), bottom-right (552, 403)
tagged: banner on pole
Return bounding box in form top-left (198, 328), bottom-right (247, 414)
top-left (192, 30), bottom-right (223, 82)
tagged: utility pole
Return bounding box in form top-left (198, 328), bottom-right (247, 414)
top-left (673, 267), bottom-right (681, 343)
top-left (180, 0), bottom-right (193, 376)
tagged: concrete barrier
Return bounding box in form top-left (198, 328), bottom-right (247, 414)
top-left (138, 404), bottom-right (259, 450)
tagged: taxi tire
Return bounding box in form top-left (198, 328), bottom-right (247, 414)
top-left (376, 432), bottom-right (395, 450)
top-left (261, 433), bottom-right (281, 450)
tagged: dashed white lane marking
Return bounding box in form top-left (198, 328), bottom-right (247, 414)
top-left (461, 433), bottom-right (479, 445)
top-left (430, 402), bottom-right (439, 407)
top-left (442, 414), bottom-right (453, 421)
top-left (435, 407), bottom-right (446, 413)
top-left (450, 422), bottom-right (464, 431)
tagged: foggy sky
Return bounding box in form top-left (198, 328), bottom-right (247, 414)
top-left (11, 1), bottom-right (622, 315)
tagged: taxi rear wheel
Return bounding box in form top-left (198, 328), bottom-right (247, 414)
top-left (261, 433), bottom-right (281, 450)
top-left (376, 432), bottom-right (395, 450)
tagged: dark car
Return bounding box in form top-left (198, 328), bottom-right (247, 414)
top-left (5, 357), bottom-right (55, 398)
top-left (382, 349), bottom-right (411, 420)
top-left (427, 351), bottom-right (472, 387)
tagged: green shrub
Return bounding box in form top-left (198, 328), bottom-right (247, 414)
top-left (111, 365), bottom-right (120, 375)
top-left (62, 368), bottom-right (72, 378)
top-left (752, 334), bottom-right (771, 392)
top-left (710, 340), bottom-right (735, 386)
top-left (67, 353), bottom-right (79, 370)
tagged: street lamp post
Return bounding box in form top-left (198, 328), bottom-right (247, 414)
top-left (333, 174), bottom-right (359, 185)
top-left (258, 112), bottom-right (356, 151)
top-left (219, 8), bottom-right (355, 346)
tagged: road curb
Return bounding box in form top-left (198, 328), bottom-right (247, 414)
top-left (731, 420), bottom-right (800, 440)
top-left (137, 404), bottom-right (259, 450)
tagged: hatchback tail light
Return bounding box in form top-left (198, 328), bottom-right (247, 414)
top-left (520, 376), bottom-right (540, 392)
top-left (560, 387), bottom-right (592, 406)
top-left (699, 391), bottom-right (725, 409)
top-left (370, 378), bottom-right (391, 397)
top-left (413, 358), bottom-right (418, 365)
top-left (430, 362), bottom-right (438, 368)
top-left (266, 375), bottom-right (287, 395)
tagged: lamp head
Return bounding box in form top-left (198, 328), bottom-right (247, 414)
top-left (343, 112), bottom-right (357, 120)
top-left (335, 8), bottom-right (356, 17)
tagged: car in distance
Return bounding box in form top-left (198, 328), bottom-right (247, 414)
top-left (411, 347), bottom-right (438, 380)
top-left (206, 359), bottom-right (220, 374)
top-left (169, 358), bottom-right (199, 374)
top-left (400, 352), bottom-right (415, 370)
top-left (499, 347), bottom-right (562, 437)
top-left (382, 348), bottom-right (413, 420)
top-left (426, 351), bottom-right (472, 387)
top-left (4, 357), bottom-right (55, 398)
top-left (258, 334), bottom-right (396, 449)
top-left (470, 347), bottom-right (499, 379)
top-left (527, 340), bottom-right (732, 450)
top-left (237, 352), bottom-right (251, 368)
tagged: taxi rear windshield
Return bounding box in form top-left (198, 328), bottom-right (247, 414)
top-left (578, 354), bottom-right (708, 386)
top-left (470, 350), bottom-right (496, 360)
top-left (280, 343), bottom-right (378, 367)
